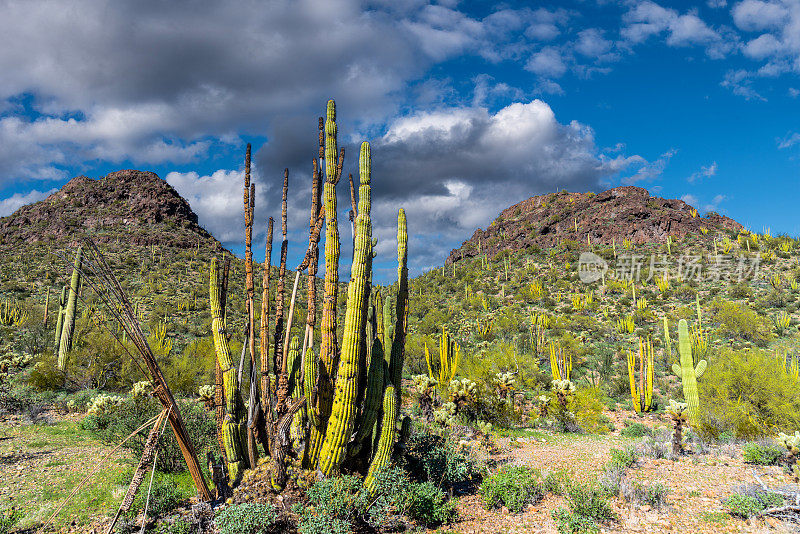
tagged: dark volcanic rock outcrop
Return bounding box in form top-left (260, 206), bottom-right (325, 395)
top-left (446, 186), bottom-right (742, 264)
top-left (0, 170), bottom-right (217, 249)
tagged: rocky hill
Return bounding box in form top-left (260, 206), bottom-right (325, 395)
top-left (0, 170), bottom-right (219, 250)
top-left (447, 186), bottom-right (743, 264)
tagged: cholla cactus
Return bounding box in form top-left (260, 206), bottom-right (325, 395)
top-left (476, 420), bottom-right (492, 436)
top-left (433, 402), bottom-right (456, 427)
top-left (130, 380), bottom-right (153, 399)
top-left (87, 394), bottom-right (125, 417)
top-left (0, 352), bottom-right (32, 373)
top-left (552, 379), bottom-right (575, 408)
top-left (666, 400), bottom-right (688, 455)
top-left (537, 395), bottom-right (550, 418)
top-left (198, 385), bottom-right (215, 410)
top-left (412, 374), bottom-right (438, 420)
top-left (494, 371), bottom-right (516, 399)
top-left (449, 378), bottom-right (477, 411)
top-left (776, 431), bottom-right (800, 479)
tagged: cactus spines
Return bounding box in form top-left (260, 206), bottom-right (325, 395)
top-left (54, 285), bottom-right (67, 354)
top-left (307, 101), bottom-right (344, 468)
top-left (672, 319), bottom-right (706, 425)
top-left (389, 209), bottom-right (408, 406)
top-left (318, 141), bottom-right (373, 477)
top-left (627, 338), bottom-right (654, 413)
top-left (364, 385), bottom-right (397, 493)
top-left (209, 258), bottom-right (248, 481)
top-left (260, 217), bottom-right (274, 451)
top-left (58, 247), bottom-right (82, 371)
top-left (352, 337), bottom-right (385, 449)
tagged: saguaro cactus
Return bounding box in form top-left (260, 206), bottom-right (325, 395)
top-left (58, 247), bottom-right (82, 371)
top-left (672, 319), bottom-right (706, 425)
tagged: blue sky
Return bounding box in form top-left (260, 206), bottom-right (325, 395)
top-left (0, 0), bottom-right (798, 280)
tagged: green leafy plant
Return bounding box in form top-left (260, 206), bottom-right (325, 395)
top-left (742, 442), bottom-right (784, 465)
top-left (215, 503), bottom-right (279, 534)
top-left (481, 465), bottom-right (544, 513)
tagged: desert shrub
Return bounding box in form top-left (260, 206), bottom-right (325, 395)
top-left (120, 473), bottom-right (183, 518)
top-left (543, 469), bottom-right (571, 495)
top-left (620, 422), bottom-right (652, 438)
top-left (724, 490), bottom-right (784, 518)
top-left (481, 465), bottom-right (543, 513)
top-left (153, 520), bottom-right (193, 534)
top-left (0, 508), bottom-right (21, 534)
top-left (621, 480), bottom-right (669, 508)
top-left (697, 348), bottom-right (800, 439)
top-left (741, 442), bottom-right (784, 465)
top-left (27, 354), bottom-right (65, 390)
top-left (572, 387), bottom-right (610, 434)
top-left (712, 300), bottom-right (771, 345)
top-left (727, 282), bottom-right (753, 300)
top-left (403, 428), bottom-right (483, 493)
top-left (405, 481), bottom-right (458, 526)
top-left (83, 393), bottom-right (216, 473)
top-left (566, 483), bottom-right (616, 521)
top-left (552, 483), bottom-right (616, 533)
top-left (608, 447), bottom-right (638, 470)
top-left (215, 503), bottom-right (278, 534)
top-left (298, 468), bottom-right (456, 532)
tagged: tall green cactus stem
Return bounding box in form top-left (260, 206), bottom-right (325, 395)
top-left (364, 385), bottom-right (397, 493)
top-left (663, 316), bottom-right (672, 362)
top-left (287, 336), bottom-right (305, 445)
top-left (672, 319), bottom-right (707, 425)
top-left (352, 337), bottom-right (385, 451)
top-left (209, 258), bottom-right (248, 482)
top-left (304, 346), bottom-right (319, 429)
top-left (389, 209), bottom-right (408, 409)
top-left (54, 286), bottom-right (67, 354)
top-left (58, 247), bottom-right (82, 371)
top-left (382, 295), bottom-right (393, 366)
top-left (306, 100), bottom-right (342, 469)
top-left (318, 141), bottom-right (373, 476)
top-left (425, 327), bottom-right (461, 384)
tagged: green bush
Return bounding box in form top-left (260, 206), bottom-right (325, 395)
top-left (552, 507), bottom-right (599, 534)
top-left (215, 503), bottom-right (278, 534)
top-left (481, 465), bottom-right (543, 513)
top-left (572, 387), bottom-right (611, 434)
top-left (406, 481), bottom-right (458, 526)
top-left (724, 492), bottom-right (783, 518)
top-left (565, 483), bottom-right (616, 522)
top-left (621, 480), bottom-right (670, 508)
top-left (697, 348), bottom-right (800, 439)
top-left (620, 422), bottom-right (652, 438)
top-left (712, 300), bottom-right (771, 345)
top-left (403, 429), bottom-right (483, 493)
top-left (0, 508), bottom-right (21, 534)
top-left (83, 394), bottom-right (216, 473)
top-left (608, 447), bottom-right (637, 470)
top-left (153, 519), bottom-right (193, 534)
top-left (742, 442), bottom-right (784, 465)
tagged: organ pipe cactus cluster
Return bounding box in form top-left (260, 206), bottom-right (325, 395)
top-left (57, 247), bottom-right (83, 371)
top-left (425, 327), bottom-right (461, 384)
top-left (672, 319), bottom-right (706, 425)
top-left (627, 338), bottom-right (654, 413)
top-left (549, 343), bottom-right (571, 381)
top-left (209, 100), bottom-right (408, 492)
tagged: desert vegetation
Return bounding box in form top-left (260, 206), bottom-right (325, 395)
top-left (1, 100), bottom-right (800, 533)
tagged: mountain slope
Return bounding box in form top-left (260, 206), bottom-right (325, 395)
top-left (0, 170), bottom-right (218, 249)
top-left (447, 186), bottom-right (743, 265)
